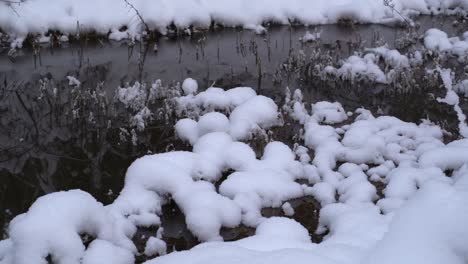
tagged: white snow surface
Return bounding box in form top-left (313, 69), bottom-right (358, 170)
top-left (301, 31), bottom-right (321, 42)
top-left (365, 166), bottom-right (468, 264)
top-left (424, 29), bottom-right (468, 62)
top-left (175, 87), bottom-right (279, 141)
top-left (323, 46), bottom-right (411, 84)
top-left (182, 78), bottom-right (198, 96)
top-left (82, 240), bottom-right (135, 264)
top-left (2, 80), bottom-right (468, 264)
top-left (435, 68), bottom-right (468, 137)
top-left (454, 79), bottom-right (468, 97)
top-left (144, 237), bottom-right (167, 257)
top-left (2, 0), bottom-right (468, 47)
top-left (1, 190), bottom-right (135, 264)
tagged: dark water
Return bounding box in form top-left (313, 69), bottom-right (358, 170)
top-left (0, 16), bottom-right (467, 255)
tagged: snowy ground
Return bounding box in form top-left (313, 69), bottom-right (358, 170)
top-left (1, 63), bottom-right (468, 263)
top-left (0, 0), bottom-right (468, 47)
top-left (0, 3), bottom-right (468, 263)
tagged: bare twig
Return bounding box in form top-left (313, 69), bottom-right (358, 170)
top-left (0, 0), bottom-right (25, 17)
top-left (383, 0), bottom-right (413, 26)
top-left (15, 90), bottom-right (39, 142)
top-left (122, 0), bottom-right (150, 34)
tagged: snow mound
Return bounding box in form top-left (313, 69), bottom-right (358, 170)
top-left (454, 79), bottom-right (468, 97)
top-left (82, 240), bottom-right (135, 264)
top-left (365, 167), bottom-right (468, 264)
top-left (434, 68), bottom-right (468, 137)
top-left (175, 86), bottom-right (256, 115)
top-left (176, 87), bottom-right (279, 142)
top-left (144, 237), bottom-right (167, 257)
top-left (109, 147), bottom-right (242, 242)
top-left (181, 78), bottom-right (198, 96)
top-left (424, 29), bottom-right (468, 62)
top-left (325, 54), bottom-right (388, 83)
top-left (229, 95), bottom-right (280, 140)
top-left (324, 46), bottom-right (411, 84)
top-left (419, 140), bottom-right (468, 171)
top-left (2, 190), bottom-right (134, 264)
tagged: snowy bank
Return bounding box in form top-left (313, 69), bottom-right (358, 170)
top-left (1, 0), bottom-right (468, 47)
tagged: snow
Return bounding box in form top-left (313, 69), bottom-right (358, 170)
top-left (424, 29), bottom-right (468, 62)
top-left (366, 46), bottom-right (410, 68)
top-left (175, 86), bottom-right (256, 115)
top-left (435, 68), bottom-right (468, 137)
top-left (383, 166), bottom-right (449, 200)
top-left (337, 163), bottom-right (377, 204)
top-left (2, 190), bottom-right (135, 264)
top-left (2, 78), bottom-right (468, 264)
top-left (367, 160), bottom-right (395, 180)
top-left (66, 76), bottom-right (81, 87)
top-left (144, 217), bottom-right (323, 264)
top-left (365, 169), bottom-right (468, 264)
top-left (304, 182), bottom-right (337, 206)
top-left (197, 112), bottom-right (230, 138)
top-left (218, 141), bottom-right (306, 226)
top-left (311, 101), bottom-right (348, 124)
top-left (324, 46), bottom-right (411, 84)
top-left (82, 240), bottom-right (135, 264)
top-left (144, 237), bottom-right (167, 257)
top-left (424, 28), bottom-right (454, 51)
top-left (325, 54), bottom-right (388, 83)
top-left (0, 240), bottom-right (13, 264)
top-left (131, 107), bottom-right (152, 131)
top-left (116, 82), bottom-right (148, 111)
top-left (176, 87), bottom-right (279, 142)
top-left (300, 31), bottom-right (321, 42)
top-left (283, 87), bottom-right (448, 211)
top-left (109, 147), bottom-right (242, 242)
top-left (419, 140), bottom-right (468, 171)
top-left (245, 217), bottom-right (312, 250)
top-left (2, 0), bottom-right (468, 47)
top-left (317, 202), bottom-right (389, 248)
top-left (174, 118), bottom-right (198, 145)
top-left (229, 95), bottom-right (280, 140)
top-left (454, 79), bottom-right (468, 97)
top-left (181, 78), bottom-right (198, 96)
top-left (282, 202), bottom-right (295, 216)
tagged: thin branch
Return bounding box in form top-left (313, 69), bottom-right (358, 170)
top-left (0, 0), bottom-right (25, 17)
top-left (15, 90), bottom-right (39, 142)
top-left (122, 0), bottom-right (150, 33)
top-left (382, 0), bottom-right (413, 26)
